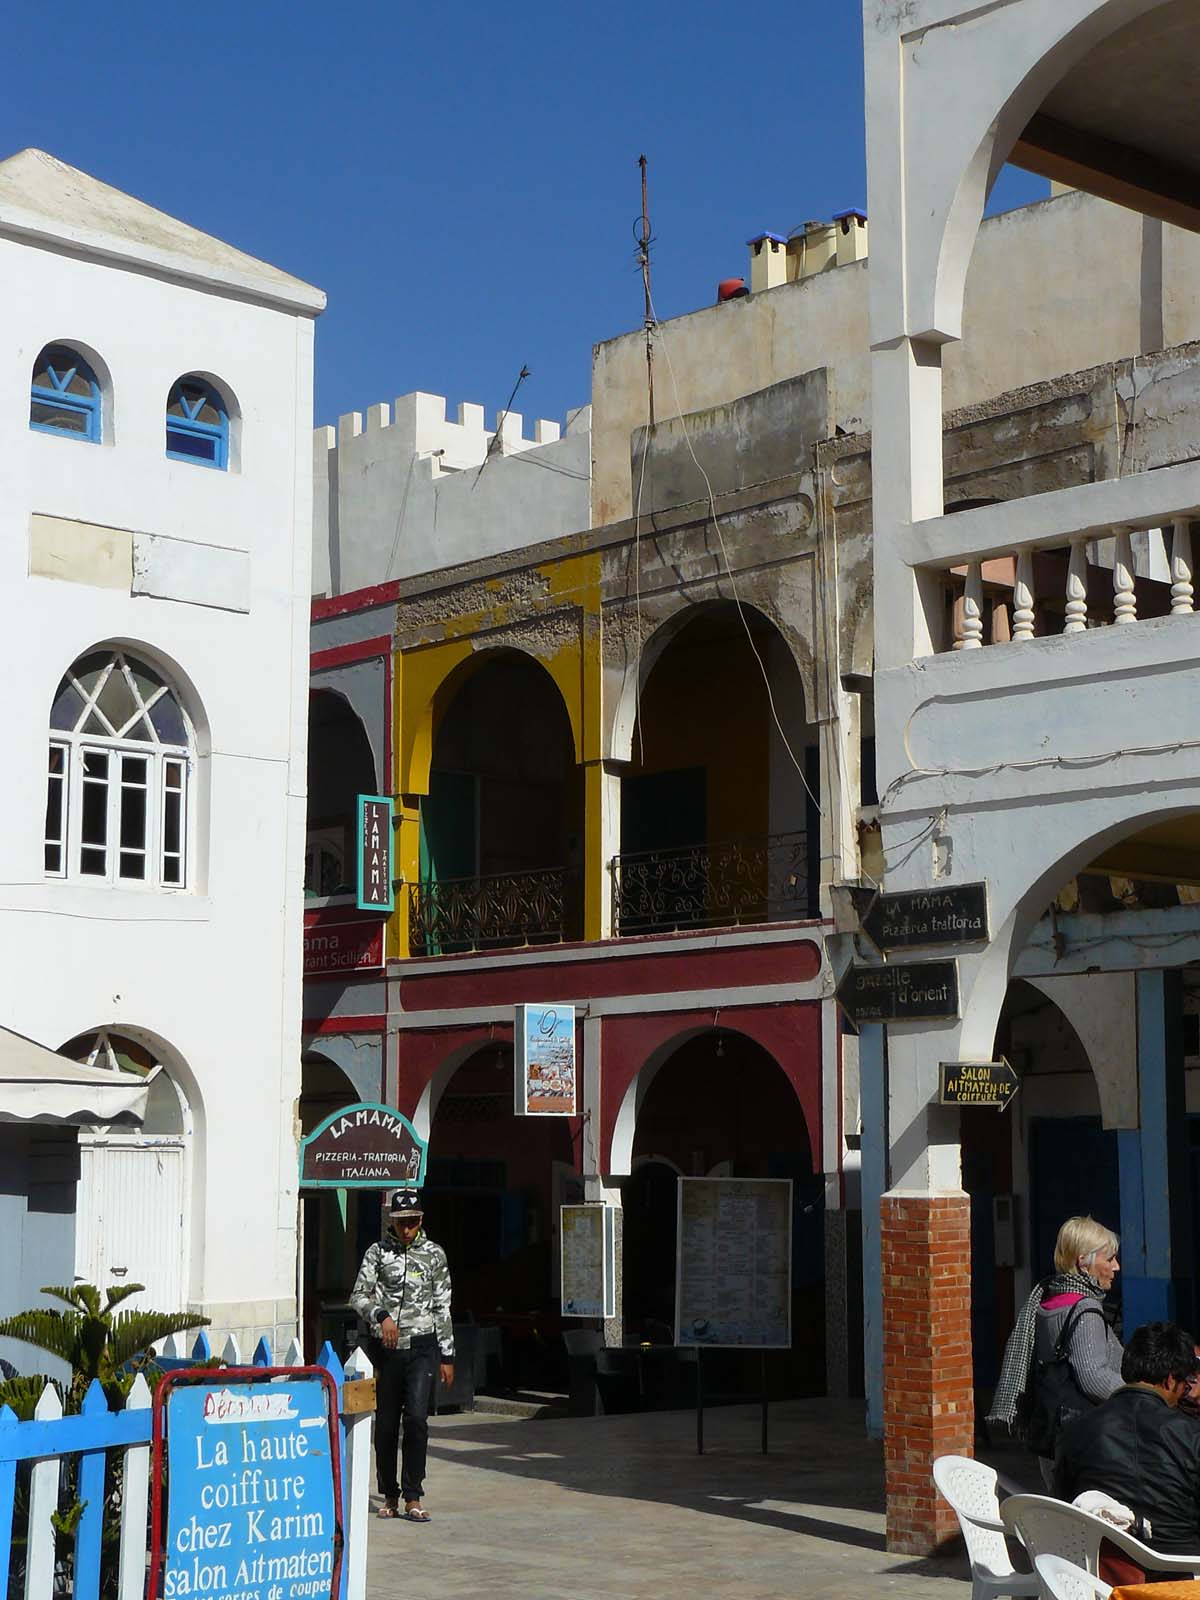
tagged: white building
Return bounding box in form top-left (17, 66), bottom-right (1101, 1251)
top-left (863, 0), bottom-right (1200, 1555)
top-left (313, 390), bottom-right (591, 594)
top-left (0, 148), bottom-right (324, 1363)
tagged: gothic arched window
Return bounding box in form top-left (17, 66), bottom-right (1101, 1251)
top-left (46, 649), bottom-right (192, 888)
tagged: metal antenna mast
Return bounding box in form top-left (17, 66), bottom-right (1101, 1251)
top-left (638, 154), bottom-right (655, 427)
top-left (472, 363), bottom-right (530, 490)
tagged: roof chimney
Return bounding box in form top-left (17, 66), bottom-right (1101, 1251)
top-left (747, 231), bottom-right (788, 292)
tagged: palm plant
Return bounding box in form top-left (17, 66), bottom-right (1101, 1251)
top-left (0, 1283), bottom-right (209, 1600)
top-left (0, 1280), bottom-right (208, 1414)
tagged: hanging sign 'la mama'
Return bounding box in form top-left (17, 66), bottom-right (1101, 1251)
top-left (299, 1101), bottom-right (427, 1188)
top-left (356, 795), bottom-right (394, 912)
top-left (861, 883), bottom-right (989, 952)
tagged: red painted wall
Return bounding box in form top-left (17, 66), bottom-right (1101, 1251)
top-left (397, 935), bottom-right (821, 1014)
top-left (600, 1003), bottom-right (821, 1172)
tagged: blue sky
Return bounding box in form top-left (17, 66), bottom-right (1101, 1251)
top-left (2, 2), bottom-right (1045, 434)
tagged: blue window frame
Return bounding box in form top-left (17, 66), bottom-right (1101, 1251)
top-left (30, 345), bottom-right (102, 442)
top-left (166, 376), bottom-right (229, 469)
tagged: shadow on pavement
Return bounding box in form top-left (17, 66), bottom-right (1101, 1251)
top-left (409, 1396), bottom-right (971, 1582)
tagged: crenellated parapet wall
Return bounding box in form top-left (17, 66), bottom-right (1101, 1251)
top-left (313, 389), bottom-right (590, 595)
top-left (320, 389), bottom-right (567, 476)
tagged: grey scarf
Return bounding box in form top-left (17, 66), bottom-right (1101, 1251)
top-left (987, 1269), bottom-right (1106, 1428)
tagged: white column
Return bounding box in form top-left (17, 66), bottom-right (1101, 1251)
top-left (1012, 550), bottom-right (1035, 640)
top-left (1064, 538), bottom-right (1089, 634)
top-left (597, 766), bottom-right (622, 938)
top-left (1113, 527), bottom-right (1136, 624)
top-left (581, 1013), bottom-right (603, 1178)
top-left (870, 343), bottom-right (947, 667)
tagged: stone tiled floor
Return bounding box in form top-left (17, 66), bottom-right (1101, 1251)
top-left (365, 1399), bottom-right (974, 1600)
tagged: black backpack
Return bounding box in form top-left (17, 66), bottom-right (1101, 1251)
top-left (1019, 1301), bottom-right (1105, 1459)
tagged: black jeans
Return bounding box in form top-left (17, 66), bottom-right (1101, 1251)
top-left (367, 1334), bottom-right (437, 1502)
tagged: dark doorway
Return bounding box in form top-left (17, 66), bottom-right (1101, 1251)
top-left (624, 1029), bottom-right (822, 1394)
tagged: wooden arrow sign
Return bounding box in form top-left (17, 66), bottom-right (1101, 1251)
top-left (861, 883), bottom-right (989, 953)
top-left (835, 959), bottom-right (959, 1026)
top-left (938, 1058), bottom-right (1019, 1110)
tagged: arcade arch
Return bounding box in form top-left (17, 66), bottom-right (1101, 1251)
top-left (884, 0), bottom-right (1198, 348)
top-left (62, 1027), bottom-right (194, 1315)
top-left (298, 1052), bottom-right (366, 1355)
top-left (614, 602), bottom-right (819, 935)
top-left (414, 651), bottom-right (585, 952)
top-left (423, 1040), bottom-right (577, 1334)
top-left (959, 979), bottom-right (1114, 1388)
top-left (306, 690), bottom-right (377, 898)
top-left (619, 1028), bottom-right (823, 1391)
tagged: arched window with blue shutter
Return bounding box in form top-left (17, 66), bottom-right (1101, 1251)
top-left (30, 343), bottom-right (103, 442)
top-left (166, 375), bottom-right (229, 469)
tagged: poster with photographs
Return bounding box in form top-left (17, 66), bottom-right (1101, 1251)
top-left (515, 1003), bottom-right (577, 1115)
top-left (674, 1178), bottom-right (792, 1349)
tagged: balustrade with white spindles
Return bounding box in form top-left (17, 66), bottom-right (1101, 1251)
top-left (945, 516), bottom-right (1196, 649)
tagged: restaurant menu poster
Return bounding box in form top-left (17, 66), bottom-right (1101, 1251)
top-left (674, 1178), bottom-right (792, 1349)
top-left (560, 1204), bottom-right (615, 1319)
top-left (515, 1003), bottom-right (577, 1116)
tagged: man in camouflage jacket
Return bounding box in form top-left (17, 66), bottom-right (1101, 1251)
top-left (350, 1188), bottom-right (454, 1521)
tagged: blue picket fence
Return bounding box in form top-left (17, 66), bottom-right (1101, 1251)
top-left (0, 1335), bottom-right (374, 1600)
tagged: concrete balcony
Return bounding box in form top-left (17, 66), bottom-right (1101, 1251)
top-left (875, 362), bottom-right (1200, 846)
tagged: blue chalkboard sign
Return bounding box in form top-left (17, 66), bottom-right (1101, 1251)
top-left (152, 1371), bottom-right (341, 1600)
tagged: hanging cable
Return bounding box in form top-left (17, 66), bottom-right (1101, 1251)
top-left (647, 290), bottom-right (824, 818)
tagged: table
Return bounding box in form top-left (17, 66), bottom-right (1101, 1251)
top-left (1114, 1584), bottom-right (1200, 1600)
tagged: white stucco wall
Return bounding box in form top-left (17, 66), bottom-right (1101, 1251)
top-left (313, 394), bottom-right (591, 594)
top-left (0, 186), bottom-right (320, 1351)
top-left (591, 190), bottom-right (1200, 525)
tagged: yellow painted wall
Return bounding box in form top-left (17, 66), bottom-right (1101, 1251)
top-left (628, 615), bottom-right (769, 844)
top-left (390, 551), bottom-right (607, 953)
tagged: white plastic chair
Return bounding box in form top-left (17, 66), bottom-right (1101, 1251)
top-left (1001, 1493), bottom-right (1200, 1583)
top-left (1034, 1555), bottom-right (1112, 1600)
top-left (932, 1456), bottom-right (1041, 1600)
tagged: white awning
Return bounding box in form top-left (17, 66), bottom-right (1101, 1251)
top-left (0, 1027), bottom-right (158, 1126)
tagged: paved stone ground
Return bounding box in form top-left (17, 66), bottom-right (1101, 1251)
top-left (364, 1399), bottom-right (976, 1600)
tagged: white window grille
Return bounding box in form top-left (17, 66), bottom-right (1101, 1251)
top-left (47, 650), bottom-right (193, 889)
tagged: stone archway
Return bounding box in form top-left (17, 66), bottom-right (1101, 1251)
top-left (421, 1039), bottom-right (578, 1376)
top-left (306, 690), bottom-right (377, 898)
top-left (611, 601), bottom-right (819, 939)
top-left (617, 1026), bottom-right (823, 1390)
top-left (299, 1053), bottom-right (362, 1357)
top-left (411, 649), bottom-right (586, 953)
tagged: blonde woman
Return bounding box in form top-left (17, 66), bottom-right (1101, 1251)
top-left (990, 1215), bottom-right (1124, 1481)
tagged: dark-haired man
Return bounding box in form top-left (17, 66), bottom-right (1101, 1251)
top-left (1055, 1320), bottom-right (1200, 1555)
top-left (350, 1188), bottom-right (454, 1523)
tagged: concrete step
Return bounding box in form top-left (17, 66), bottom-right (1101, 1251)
top-left (465, 1390), bottom-right (569, 1420)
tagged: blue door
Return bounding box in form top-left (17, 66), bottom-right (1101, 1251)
top-left (1029, 1116), bottom-right (1121, 1288)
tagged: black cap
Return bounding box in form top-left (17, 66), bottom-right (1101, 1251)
top-left (388, 1188), bottom-right (423, 1217)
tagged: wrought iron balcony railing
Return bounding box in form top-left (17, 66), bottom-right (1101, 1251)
top-left (611, 830), bottom-right (815, 936)
top-left (408, 866), bottom-right (579, 956)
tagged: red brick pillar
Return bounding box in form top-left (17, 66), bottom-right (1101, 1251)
top-left (882, 1191), bottom-right (974, 1554)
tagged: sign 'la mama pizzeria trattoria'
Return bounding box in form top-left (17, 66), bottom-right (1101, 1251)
top-left (299, 1101), bottom-right (427, 1188)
